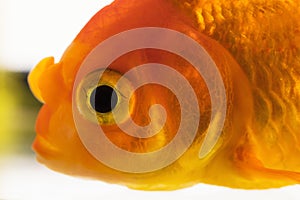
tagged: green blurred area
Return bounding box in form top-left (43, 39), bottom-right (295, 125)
top-left (0, 70), bottom-right (42, 155)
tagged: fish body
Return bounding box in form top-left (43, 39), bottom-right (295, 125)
top-left (28, 0), bottom-right (300, 190)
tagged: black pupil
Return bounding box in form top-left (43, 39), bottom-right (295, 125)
top-left (90, 85), bottom-right (118, 113)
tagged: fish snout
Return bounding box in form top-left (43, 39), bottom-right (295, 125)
top-left (28, 57), bottom-right (68, 106)
top-left (28, 57), bottom-right (54, 103)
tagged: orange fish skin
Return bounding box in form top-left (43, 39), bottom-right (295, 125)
top-left (192, 0), bottom-right (300, 187)
top-left (28, 0), bottom-right (300, 190)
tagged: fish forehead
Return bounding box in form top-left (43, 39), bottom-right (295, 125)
top-left (60, 0), bottom-right (200, 86)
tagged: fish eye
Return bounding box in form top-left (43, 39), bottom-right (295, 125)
top-left (90, 85), bottom-right (118, 113)
top-left (76, 69), bottom-right (135, 125)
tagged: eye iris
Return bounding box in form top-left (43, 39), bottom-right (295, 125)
top-left (90, 85), bottom-right (118, 113)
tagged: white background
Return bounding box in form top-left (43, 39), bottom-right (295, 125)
top-left (0, 1), bottom-right (299, 199)
top-left (0, 0), bottom-right (113, 71)
top-left (0, 155), bottom-right (299, 200)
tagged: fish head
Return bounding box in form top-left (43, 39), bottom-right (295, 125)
top-left (28, 0), bottom-right (253, 190)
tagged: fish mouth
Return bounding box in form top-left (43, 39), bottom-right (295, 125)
top-left (32, 135), bottom-right (60, 160)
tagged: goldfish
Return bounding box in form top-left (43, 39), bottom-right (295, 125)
top-left (28, 0), bottom-right (300, 190)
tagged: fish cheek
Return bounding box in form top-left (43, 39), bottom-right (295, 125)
top-left (97, 84), bottom-right (181, 154)
top-left (33, 102), bottom-right (84, 165)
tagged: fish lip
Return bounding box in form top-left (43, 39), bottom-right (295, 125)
top-left (32, 135), bottom-right (60, 159)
